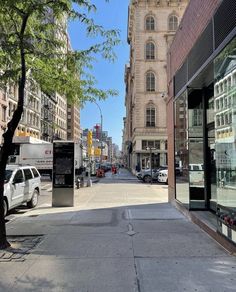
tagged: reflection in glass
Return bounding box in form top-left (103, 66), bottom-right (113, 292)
top-left (175, 92), bottom-right (189, 207)
top-left (188, 90), bottom-right (205, 208)
top-left (214, 37), bottom-right (236, 209)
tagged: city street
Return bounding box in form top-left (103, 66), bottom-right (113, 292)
top-left (0, 1), bottom-right (235, 291)
top-left (1, 168), bottom-right (236, 292)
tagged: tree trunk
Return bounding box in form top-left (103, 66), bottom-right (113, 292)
top-left (0, 107), bottom-right (23, 249)
top-left (0, 46), bottom-right (26, 249)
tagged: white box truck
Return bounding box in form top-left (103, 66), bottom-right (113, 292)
top-left (8, 142), bottom-right (82, 178)
top-left (9, 143), bottom-right (53, 177)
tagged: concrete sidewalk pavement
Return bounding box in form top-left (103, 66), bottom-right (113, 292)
top-left (0, 174), bottom-right (236, 292)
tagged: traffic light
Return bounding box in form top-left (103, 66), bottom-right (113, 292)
top-left (87, 130), bottom-right (93, 147)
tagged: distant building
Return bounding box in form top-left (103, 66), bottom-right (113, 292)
top-left (41, 92), bottom-right (57, 142)
top-left (124, 0), bottom-right (188, 173)
top-left (0, 16), bottom-right (81, 144)
top-left (67, 104), bottom-right (81, 142)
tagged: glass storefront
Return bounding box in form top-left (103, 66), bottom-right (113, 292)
top-left (174, 37), bottom-right (236, 215)
top-left (214, 37), bottom-right (236, 209)
top-left (188, 90), bottom-right (205, 209)
top-left (175, 92), bottom-right (189, 207)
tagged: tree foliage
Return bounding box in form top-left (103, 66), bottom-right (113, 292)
top-left (0, 0), bottom-right (120, 103)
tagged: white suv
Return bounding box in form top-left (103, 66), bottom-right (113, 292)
top-left (4, 165), bottom-right (41, 217)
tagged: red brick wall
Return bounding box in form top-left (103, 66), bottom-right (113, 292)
top-left (167, 0), bottom-right (221, 202)
top-left (169, 0), bottom-right (221, 80)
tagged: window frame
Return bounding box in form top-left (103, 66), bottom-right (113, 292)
top-left (168, 15), bottom-right (178, 31)
top-left (146, 106), bottom-right (156, 127)
top-left (145, 15), bottom-right (155, 31)
top-left (146, 71), bottom-right (156, 92)
top-left (145, 41), bottom-right (155, 60)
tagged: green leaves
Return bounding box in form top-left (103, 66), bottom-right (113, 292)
top-left (0, 0), bottom-right (120, 101)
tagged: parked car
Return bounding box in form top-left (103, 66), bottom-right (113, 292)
top-left (158, 169), bottom-right (168, 184)
top-left (137, 165), bottom-right (168, 183)
top-left (3, 165), bottom-right (41, 217)
top-left (136, 168), bottom-right (151, 180)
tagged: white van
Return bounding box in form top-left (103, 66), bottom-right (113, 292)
top-left (4, 165), bottom-right (41, 216)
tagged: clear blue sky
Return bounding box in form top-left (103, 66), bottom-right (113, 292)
top-left (68, 0), bottom-right (130, 149)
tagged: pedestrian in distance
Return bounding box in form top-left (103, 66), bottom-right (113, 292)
top-left (112, 165), bottom-right (116, 175)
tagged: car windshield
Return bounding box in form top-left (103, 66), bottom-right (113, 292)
top-left (5, 169), bottom-right (13, 183)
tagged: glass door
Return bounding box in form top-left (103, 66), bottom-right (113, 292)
top-left (206, 94), bottom-right (217, 211)
top-left (188, 90), bottom-right (205, 209)
top-left (207, 127), bottom-right (217, 211)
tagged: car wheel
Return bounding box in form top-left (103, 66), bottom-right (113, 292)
top-left (27, 189), bottom-right (39, 208)
top-left (143, 175), bottom-right (152, 183)
top-left (166, 179), bottom-right (168, 185)
top-left (3, 199), bottom-right (8, 217)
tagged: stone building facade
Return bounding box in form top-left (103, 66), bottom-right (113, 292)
top-left (67, 104), bottom-right (81, 142)
top-left (124, 0), bottom-right (188, 172)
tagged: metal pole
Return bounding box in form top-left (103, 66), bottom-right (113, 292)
top-left (150, 148), bottom-right (152, 185)
top-left (87, 155), bottom-right (92, 187)
top-left (94, 102), bottom-right (103, 168)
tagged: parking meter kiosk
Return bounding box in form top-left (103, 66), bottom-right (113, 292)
top-left (52, 141), bottom-right (75, 207)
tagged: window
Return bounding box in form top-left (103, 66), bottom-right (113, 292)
top-left (146, 106), bottom-right (156, 127)
top-left (31, 168), bottom-right (39, 177)
top-left (1, 106), bottom-right (6, 122)
top-left (146, 42), bottom-right (155, 60)
top-left (146, 72), bottom-right (155, 92)
top-left (142, 140), bottom-right (160, 150)
top-left (165, 140), bottom-right (168, 150)
top-left (168, 15), bottom-right (178, 31)
top-left (23, 168), bottom-right (33, 180)
top-left (146, 16), bottom-right (155, 31)
top-left (193, 109), bottom-right (203, 126)
top-left (13, 170), bottom-right (24, 183)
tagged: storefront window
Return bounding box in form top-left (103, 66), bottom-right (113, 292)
top-left (214, 37), bottom-right (236, 209)
top-left (188, 89), bottom-right (205, 209)
top-left (174, 92), bottom-right (189, 207)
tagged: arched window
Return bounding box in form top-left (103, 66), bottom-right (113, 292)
top-left (146, 42), bottom-right (155, 60)
top-left (146, 16), bottom-right (155, 31)
top-left (146, 72), bottom-right (155, 92)
top-left (146, 106), bottom-right (156, 127)
top-left (168, 15), bottom-right (178, 31)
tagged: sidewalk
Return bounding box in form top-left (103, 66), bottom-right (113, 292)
top-left (0, 170), bottom-right (236, 291)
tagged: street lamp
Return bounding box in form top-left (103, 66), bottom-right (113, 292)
top-left (146, 147), bottom-right (156, 184)
top-left (93, 102), bottom-right (103, 168)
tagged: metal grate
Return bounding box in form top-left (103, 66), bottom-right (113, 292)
top-left (188, 21), bottom-right (213, 80)
top-left (174, 60), bottom-right (188, 96)
top-left (214, 0), bottom-right (236, 49)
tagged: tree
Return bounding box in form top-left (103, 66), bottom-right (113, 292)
top-left (0, 0), bottom-right (119, 249)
